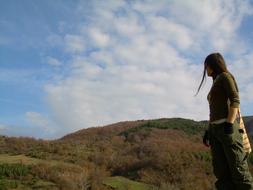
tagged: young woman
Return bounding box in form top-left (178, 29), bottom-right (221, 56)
top-left (197, 53), bottom-right (253, 190)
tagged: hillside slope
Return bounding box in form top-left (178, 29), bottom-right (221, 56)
top-left (243, 116), bottom-right (253, 135)
top-left (0, 117), bottom-right (253, 190)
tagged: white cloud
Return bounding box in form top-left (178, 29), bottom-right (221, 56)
top-left (147, 16), bottom-right (193, 50)
top-left (26, 112), bottom-right (49, 127)
top-left (229, 52), bottom-right (253, 103)
top-left (25, 112), bottom-right (56, 135)
top-left (43, 0), bottom-right (253, 136)
top-left (46, 34), bottom-right (63, 47)
top-left (88, 28), bottom-right (110, 48)
top-left (243, 84), bottom-right (253, 102)
top-left (64, 34), bottom-right (85, 53)
top-left (0, 124), bottom-right (7, 130)
top-left (46, 56), bottom-right (62, 66)
top-left (158, 0), bottom-right (252, 52)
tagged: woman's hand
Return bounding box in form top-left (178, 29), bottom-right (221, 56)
top-left (223, 122), bottom-right (234, 134)
top-left (203, 130), bottom-right (210, 147)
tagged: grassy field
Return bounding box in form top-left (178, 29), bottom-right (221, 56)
top-left (103, 176), bottom-right (157, 190)
top-left (0, 154), bottom-right (85, 190)
top-left (0, 179), bottom-right (57, 190)
top-left (0, 154), bottom-right (43, 165)
top-left (0, 154), bottom-right (157, 190)
top-left (0, 154), bottom-right (58, 190)
top-left (0, 154), bottom-right (78, 167)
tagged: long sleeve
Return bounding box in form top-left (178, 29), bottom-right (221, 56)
top-left (221, 73), bottom-right (240, 108)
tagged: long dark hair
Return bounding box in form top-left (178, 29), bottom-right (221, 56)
top-left (195, 52), bottom-right (234, 96)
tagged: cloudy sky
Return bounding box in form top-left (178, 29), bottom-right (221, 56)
top-left (1, 0), bottom-right (253, 139)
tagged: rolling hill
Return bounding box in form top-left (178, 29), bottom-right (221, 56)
top-left (243, 116), bottom-right (253, 135)
top-left (0, 116), bottom-right (253, 190)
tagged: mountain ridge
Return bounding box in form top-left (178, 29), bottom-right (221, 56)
top-left (1, 116), bottom-right (253, 190)
top-left (60, 115), bottom-right (253, 141)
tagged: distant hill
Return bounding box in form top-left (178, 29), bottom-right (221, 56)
top-left (244, 116), bottom-right (253, 135)
top-left (60, 119), bottom-right (147, 141)
top-left (60, 117), bottom-right (205, 141)
top-left (0, 116), bottom-right (253, 190)
top-left (60, 115), bottom-right (253, 140)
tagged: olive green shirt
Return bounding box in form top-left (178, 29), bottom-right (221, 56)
top-left (207, 72), bottom-right (240, 122)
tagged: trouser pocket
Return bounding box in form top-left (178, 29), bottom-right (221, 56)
top-left (223, 122), bottom-right (234, 134)
top-left (221, 121), bottom-right (242, 146)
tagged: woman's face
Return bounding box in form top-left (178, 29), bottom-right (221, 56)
top-left (206, 64), bottom-right (213, 77)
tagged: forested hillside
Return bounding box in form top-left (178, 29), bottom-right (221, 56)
top-left (1, 117), bottom-right (253, 190)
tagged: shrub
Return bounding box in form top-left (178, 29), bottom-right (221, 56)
top-left (0, 163), bottom-right (31, 179)
top-left (31, 162), bottom-right (90, 190)
top-left (0, 179), bottom-right (19, 190)
top-left (119, 118), bottom-right (207, 138)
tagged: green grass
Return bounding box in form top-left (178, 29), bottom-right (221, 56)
top-left (0, 179), bottom-right (19, 190)
top-left (0, 154), bottom-right (41, 165)
top-left (0, 178), bottom-right (58, 190)
top-left (31, 180), bottom-right (57, 189)
top-left (119, 118), bottom-right (207, 138)
top-left (0, 163), bottom-right (31, 178)
top-left (103, 176), bottom-right (157, 190)
top-left (0, 154), bottom-right (77, 167)
top-left (0, 154), bottom-right (79, 190)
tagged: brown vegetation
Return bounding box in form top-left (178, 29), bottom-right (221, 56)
top-left (0, 117), bottom-right (252, 189)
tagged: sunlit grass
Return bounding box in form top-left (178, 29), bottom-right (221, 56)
top-left (103, 176), bottom-right (156, 190)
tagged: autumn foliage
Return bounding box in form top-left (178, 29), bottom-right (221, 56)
top-left (0, 117), bottom-right (253, 189)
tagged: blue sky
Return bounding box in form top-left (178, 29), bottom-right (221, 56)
top-left (1, 0), bottom-right (253, 139)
